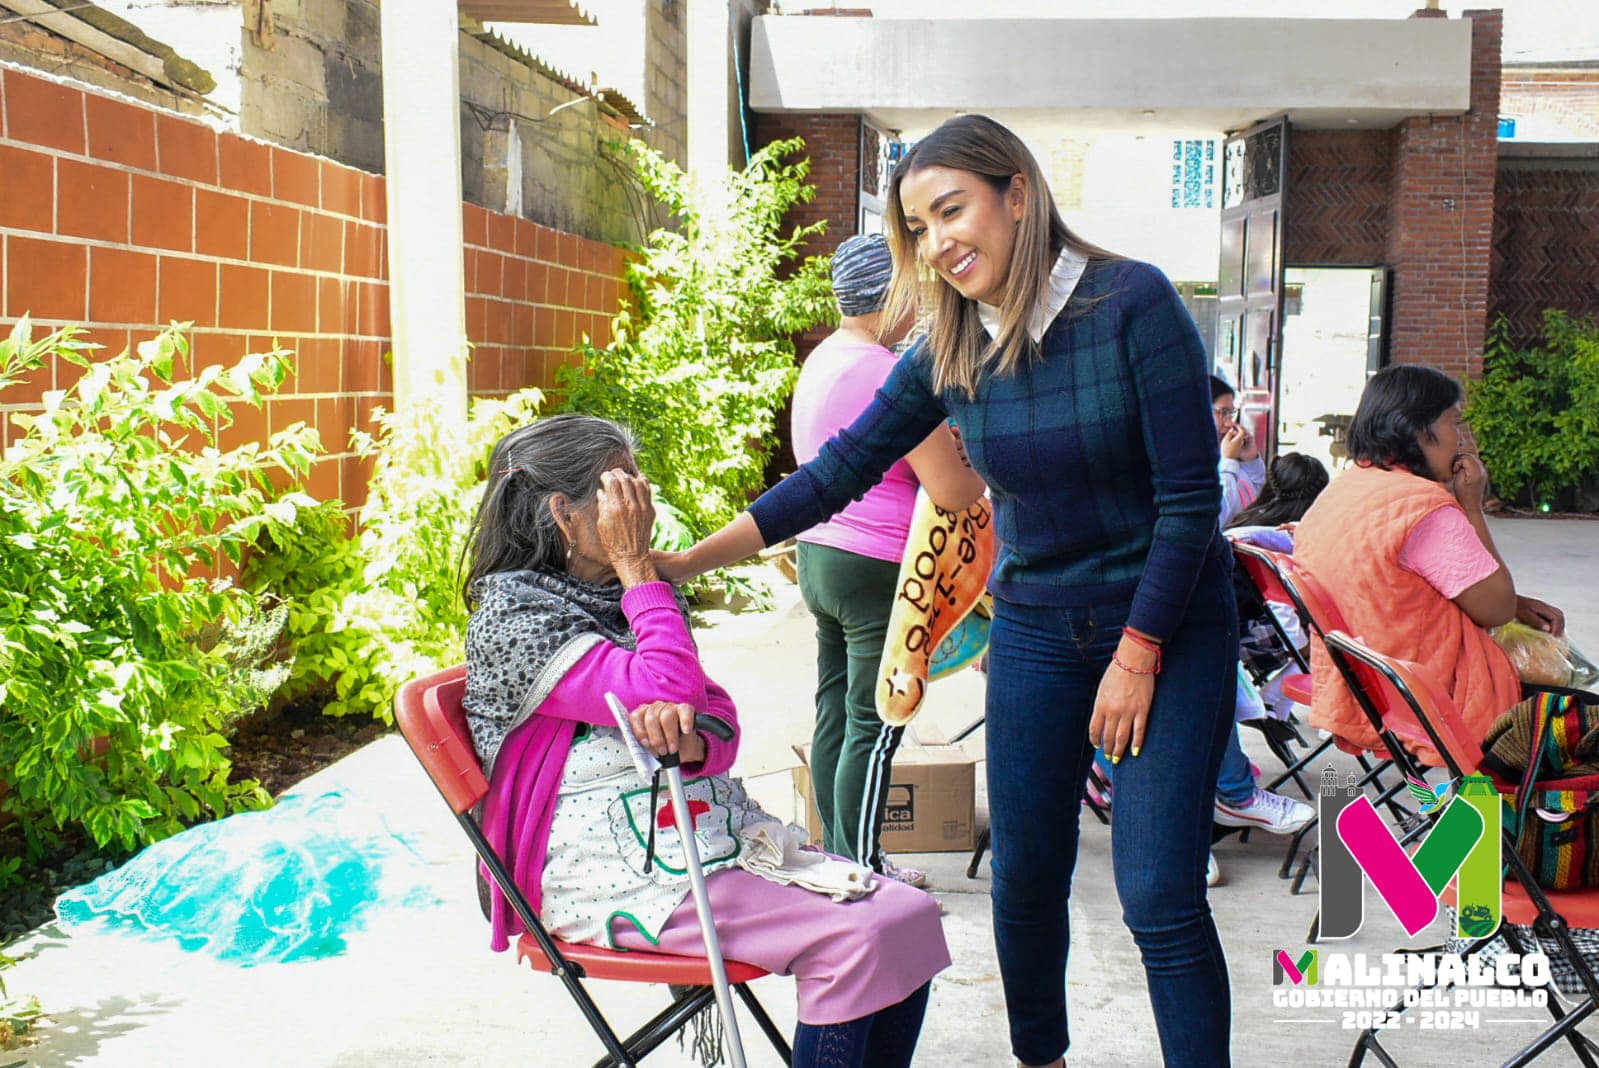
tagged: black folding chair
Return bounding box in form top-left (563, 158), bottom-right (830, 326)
top-left (1324, 632), bottom-right (1599, 1068)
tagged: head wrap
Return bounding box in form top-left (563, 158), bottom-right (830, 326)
top-left (831, 234), bottom-right (894, 317)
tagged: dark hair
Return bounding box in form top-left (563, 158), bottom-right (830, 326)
top-left (1226, 452), bottom-right (1330, 529)
top-left (460, 414), bottom-right (637, 608)
top-left (1345, 364), bottom-right (1464, 475)
top-left (1209, 375), bottom-right (1236, 404)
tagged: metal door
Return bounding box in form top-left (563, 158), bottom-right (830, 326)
top-left (1215, 117), bottom-right (1289, 458)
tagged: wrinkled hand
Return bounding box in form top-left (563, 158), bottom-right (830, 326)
top-left (1089, 655), bottom-right (1155, 763)
top-left (629, 701), bottom-right (707, 765)
top-left (1450, 453), bottom-right (1490, 513)
top-left (596, 470), bottom-right (656, 582)
top-left (1220, 424), bottom-right (1255, 462)
top-left (1516, 595), bottom-right (1566, 638)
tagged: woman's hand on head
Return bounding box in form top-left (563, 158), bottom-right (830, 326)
top-left (629, 700), bottom-right (707, 765)
top-left (1516, 595), bottom-right (1566, 638)
top-left (595, 469), bottom-right (658, 586)
top-left (1449, 453), bottom-right (1490, 513)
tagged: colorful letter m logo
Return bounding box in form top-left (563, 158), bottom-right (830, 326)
top-left (1319, 773), bottom-right (1502, 940)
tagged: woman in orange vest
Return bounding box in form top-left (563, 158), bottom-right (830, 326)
top-left (1295, 364), bottom-right (1565, 754)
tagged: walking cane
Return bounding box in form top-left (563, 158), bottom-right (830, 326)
top-left (607, 693), bottom-right (749, 1068)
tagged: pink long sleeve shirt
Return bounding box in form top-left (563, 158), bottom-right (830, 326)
top-left (476, 581), bottom-right (741, 951)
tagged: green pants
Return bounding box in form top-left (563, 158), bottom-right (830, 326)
top-left (796, 540), bottom-right (905, 871)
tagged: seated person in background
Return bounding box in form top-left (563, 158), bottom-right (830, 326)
top-left (1294, 365), bottom-right (1565, 756)
top-left (1214, 375), bottom-right (1265, 526)
top-left (1227, 452), bottom-right (1332, 657)
top-left (461, 415), bottom-right (948, 1068)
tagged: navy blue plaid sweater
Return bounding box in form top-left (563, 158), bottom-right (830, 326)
top-left (750, 258), bottom-right (1226, 642)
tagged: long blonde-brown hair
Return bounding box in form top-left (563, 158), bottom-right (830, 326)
top-left (883, 115), bottom-right (1115, 398)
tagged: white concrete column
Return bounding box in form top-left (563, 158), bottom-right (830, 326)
top-left (687, 0), bottom-right (754, 173)
top-left (380, 0), bottom-right (468, 420)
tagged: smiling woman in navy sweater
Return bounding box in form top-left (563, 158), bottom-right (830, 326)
top-left (659, 115), bottom-right (1237, 1068)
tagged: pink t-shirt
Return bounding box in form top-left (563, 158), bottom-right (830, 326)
top-left (790, 334), bottom-right (919, 563)
top-left (1398, 505), bottom-right (1501, 599)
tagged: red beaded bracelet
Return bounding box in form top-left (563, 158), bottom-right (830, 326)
top-left (1112, 652), bottom-right (1159, 677)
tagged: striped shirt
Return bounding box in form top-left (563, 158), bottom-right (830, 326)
top-left (749, 258), bottom-right (1225, 642)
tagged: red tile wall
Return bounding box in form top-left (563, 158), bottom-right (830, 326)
top-left (0, 65), bottom-right (622, 507)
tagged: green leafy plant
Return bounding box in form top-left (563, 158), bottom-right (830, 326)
top-left (0, 940), bottom-right (43, 1050)
top-left (1469, 311), bottom-right (1599, 511)
top-left (558, 136), bottom-right (835, 539)
top-left (246, 385), bottom-right (546, 719)
top-left (0, 322), bottom-right (317, 853)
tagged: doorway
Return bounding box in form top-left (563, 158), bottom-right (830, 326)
top-left (1276, 266), bottom-right (1389, 474)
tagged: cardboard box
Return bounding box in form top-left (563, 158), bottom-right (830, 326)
top-left (791, 742), bottom-right (977, 853)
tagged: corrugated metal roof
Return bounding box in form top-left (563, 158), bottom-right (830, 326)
top-left (457, 0), bottom-right (595, 27)
top-left (467, 22), bottom-right (648, 128)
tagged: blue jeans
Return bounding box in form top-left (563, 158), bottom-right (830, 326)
top-left (984, 563), bottom-right (1237, 1066)
top-left (1096, 719), bottom-right (1257, 806)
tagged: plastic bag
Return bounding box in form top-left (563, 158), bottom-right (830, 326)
top-left (1492, 620), bottom-right (1582, 688)
top-left (55, 790), bottom-right (438, 965)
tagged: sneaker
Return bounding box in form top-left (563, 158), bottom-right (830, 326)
top-left (882, 858), bottom-right (928, 888)
top-left (1206, 853), bottom-right (1222, 887)
top-left (1214, 787), bottom-right (1315, 835)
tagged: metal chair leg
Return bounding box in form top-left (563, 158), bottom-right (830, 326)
top-left (735, 983), bottom-right (793, 1065)
top-left (966, 827), bottom-right (990, 879)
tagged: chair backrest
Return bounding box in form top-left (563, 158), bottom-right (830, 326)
top-left (1322, 630), bottom-right (1485, 778)
top-left (1230, 539), bottom-right (1298, 612)
top-left (393, 663), bottom-right (488, 815)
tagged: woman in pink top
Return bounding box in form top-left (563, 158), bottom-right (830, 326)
top-left (1295, 365), bottom-right (1566, 753)
top-left (461, 415), bottom-right (949, 1068)
top-left (791, 235), bottom-right (987, 885)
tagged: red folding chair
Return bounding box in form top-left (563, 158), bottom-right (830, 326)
top-left (1270, 556), bottom-right (1427, 894)
top-left (1324, 632), bottom-right (1599, 1068)
top-left (1229, 539), bottom-right (1329, 797)
top-left (394, 664), bottom-right (793, 1067)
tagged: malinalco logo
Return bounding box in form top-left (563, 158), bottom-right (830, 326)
top-left (1273, 949), bottom-right (1318, 986)
top-left (1318, 768), bottom-right (1502, 940)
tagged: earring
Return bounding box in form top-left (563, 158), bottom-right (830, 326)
top-left (565, 538), bottom-right (577, 566)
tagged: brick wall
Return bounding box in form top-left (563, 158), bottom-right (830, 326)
top-left (1285, 129), bottom-right (1392, 266)
top-left (1490, 162), bottom-right (1599, 343)
top-left (1382, 9), bottom-right (1502, 379)
top-left (1501, 66), bottom-right (1599, 140)
top-left (0, 65), bottom-right (622, 508)
top-left (754, 111), bottom-right (860, 355)
top-left (1283, 10), bottom-right (1503, 378)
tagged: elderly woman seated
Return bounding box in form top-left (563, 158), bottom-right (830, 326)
top-left (1294, 365), bottom-right (1565, 753)
top-left (459, 414), bottom-right (948, 1068)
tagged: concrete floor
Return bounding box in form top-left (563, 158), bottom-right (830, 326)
top-left (4, 517), bottom-right (1595, 1067)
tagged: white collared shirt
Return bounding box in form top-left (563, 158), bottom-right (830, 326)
top-left (976, 246), bottom-right (1089, 343)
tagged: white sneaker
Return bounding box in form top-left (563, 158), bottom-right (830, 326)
top-left (1214, 787), bottom-right (1315, 835)
top-left (1206, 853), bottom-right (1222, 887)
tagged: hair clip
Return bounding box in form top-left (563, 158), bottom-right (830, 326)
top-left (497, 466), bottom-right (523, 476)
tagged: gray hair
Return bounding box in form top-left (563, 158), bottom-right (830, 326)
top-left (461, 414), bottom-right (638, 605)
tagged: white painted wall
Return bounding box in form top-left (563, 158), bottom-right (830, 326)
top-left (1073, 136), bottom-right (1221, 284)
top-left (750, 16), bottom-right (1472, 130)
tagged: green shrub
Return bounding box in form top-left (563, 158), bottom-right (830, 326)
top-left (246, 386), bottom-right (546, 718)
top-left (557, 136), bottom-right (835, 538)
top-left (0, 322), bottom-right (318, 853)
top-left (1469, 311), bottom-right (1599, 510)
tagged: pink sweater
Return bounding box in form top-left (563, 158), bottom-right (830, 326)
top-left (790, 334), bottom-right (919, 563)
top-left (477, 581), bottom-right (741, 951)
